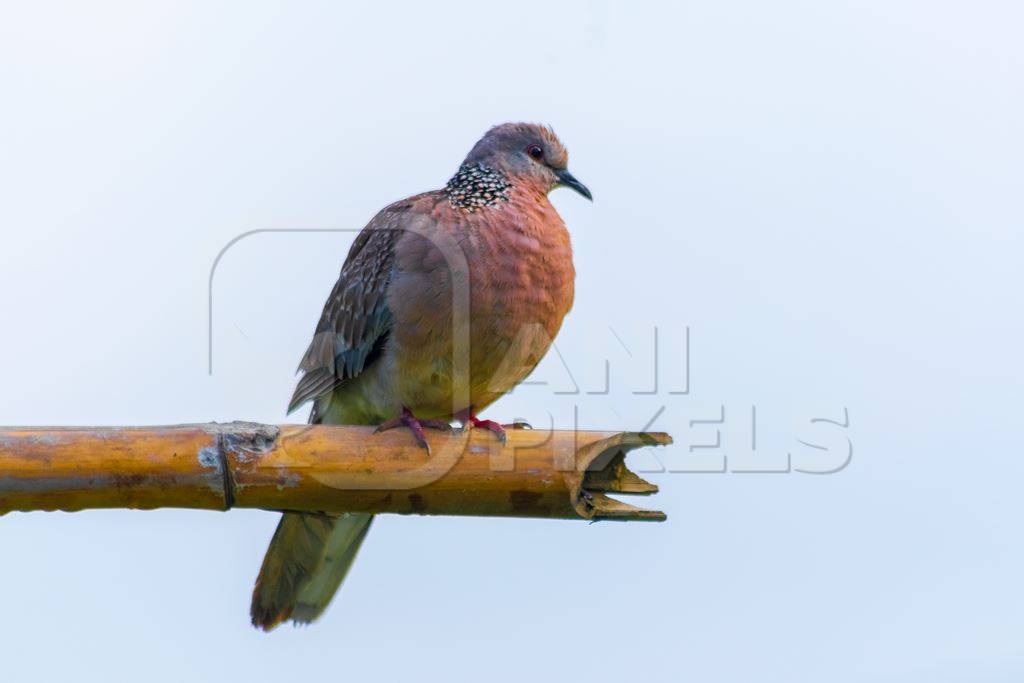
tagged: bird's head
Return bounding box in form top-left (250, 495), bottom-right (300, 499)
top-left (461, 123), bottom-right (592, 201)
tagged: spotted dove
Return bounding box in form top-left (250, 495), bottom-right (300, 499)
top-left (250, 123), bottom-right (591, 630)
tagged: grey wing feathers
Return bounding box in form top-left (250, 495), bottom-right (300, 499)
top-left (287, 217), bottom-right (400, 414)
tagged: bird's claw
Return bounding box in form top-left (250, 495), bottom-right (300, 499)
top-left (460, 417), bottom-right (532, 444)
top-left (466, 418), bottom-right (508, 444)
top-left (374, 408), bottom-right (452, 454)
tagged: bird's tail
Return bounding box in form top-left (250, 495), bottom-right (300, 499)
top-left (250, 511), bottom-right (374, 631)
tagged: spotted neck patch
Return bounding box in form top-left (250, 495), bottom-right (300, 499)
top-left (444, 163), bottom-right (512, 211)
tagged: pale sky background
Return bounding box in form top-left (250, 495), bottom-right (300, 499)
top-left (1, 1), bottom-right (1022, 681)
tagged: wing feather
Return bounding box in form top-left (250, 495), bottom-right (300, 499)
top-left (288, 208), bottom-right (405, 413)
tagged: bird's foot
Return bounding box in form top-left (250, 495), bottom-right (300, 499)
top-left (466, 417), bottom-right (508, 444)
top-left (456, 409), bottom-right (531, 445)
top-left (374, 407), bottom-right (452, 454)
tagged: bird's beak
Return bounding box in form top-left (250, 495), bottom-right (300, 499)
top-left (555, 169), bottom-right (592, 201)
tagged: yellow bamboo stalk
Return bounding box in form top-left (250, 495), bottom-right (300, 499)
top-left (0, 423), bottom-right (671, 521)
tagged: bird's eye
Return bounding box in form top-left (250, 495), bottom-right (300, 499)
top-left (527, 145), bottom-right (544, 161)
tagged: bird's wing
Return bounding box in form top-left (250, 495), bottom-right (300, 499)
top-left (287, 208), bottom-right (404, 414)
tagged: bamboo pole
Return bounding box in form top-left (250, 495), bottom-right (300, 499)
top-left (0, 423), bottom-right (671, 521)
